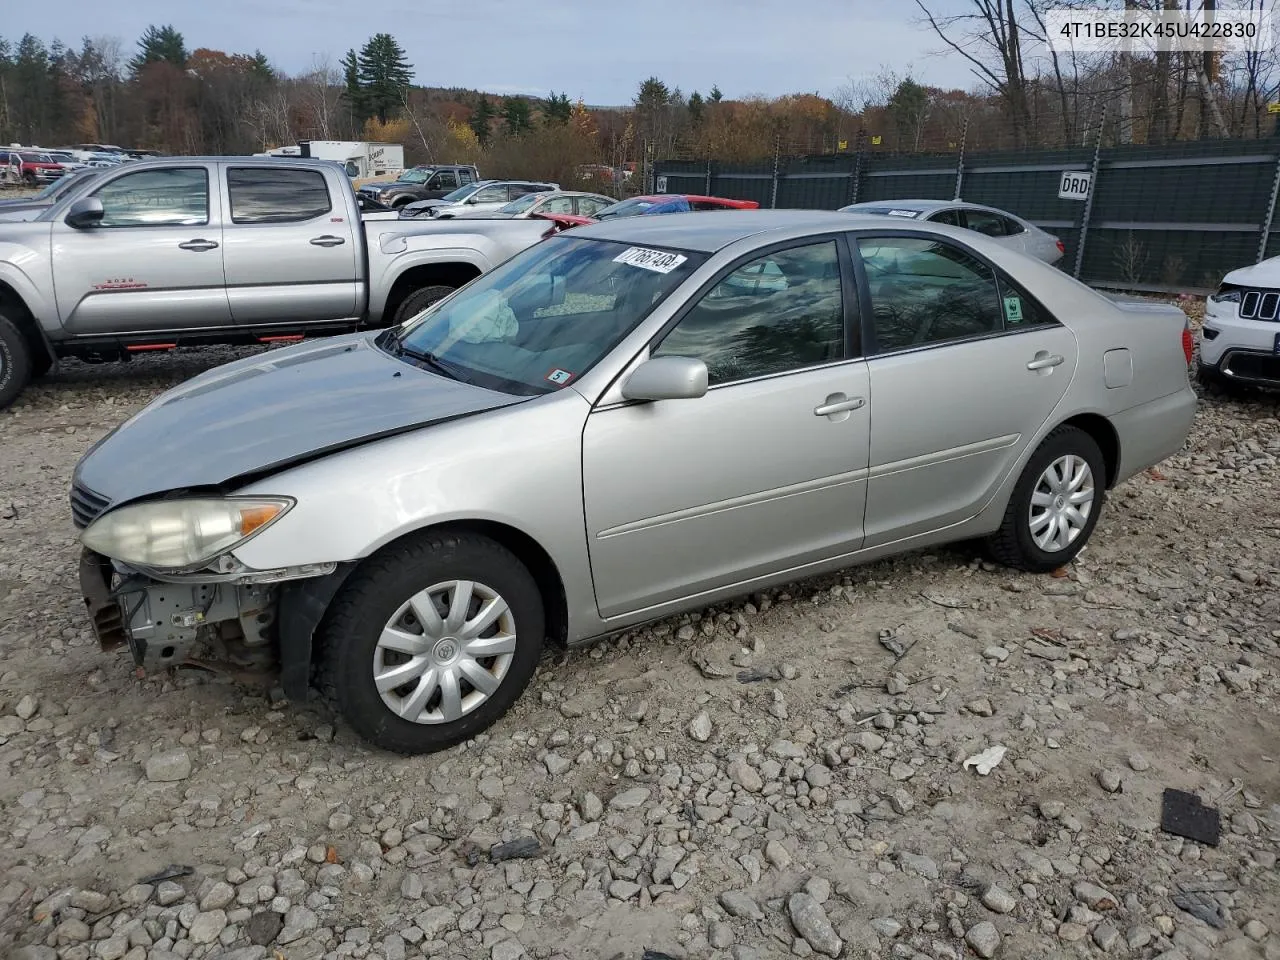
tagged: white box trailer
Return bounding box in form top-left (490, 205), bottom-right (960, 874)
top-left (255, 141), bottom-right (405, 181)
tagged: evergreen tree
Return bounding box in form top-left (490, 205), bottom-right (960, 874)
top-left (543, 91), bottom-right (572, 125)
top-left (470, 94), bottom-right (495, 145)
top-left (340, 48), bottom-right (366, 122)
top-left (502, 95), bottom-right (531, 136)
top-left (356, 33), bottom-right (412, 124)
top-left (128, 24), bottom-right (187, 78)
top-left (709, 84), bottom-right (723, 103)
top-left (687, 90), bottom-right (705, 127)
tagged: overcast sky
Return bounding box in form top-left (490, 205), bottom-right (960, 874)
top-left (7, 0), bottom-right (979, 105)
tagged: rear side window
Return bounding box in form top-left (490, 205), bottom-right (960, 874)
top-left (928, 209), bottom-right (962, 227)
top-left (962, 209), bottom-right (1009, 237)
top-left (227, 168), bottom-right (331, 224)
top-left (1000, 214), bottom-right (1026, 235)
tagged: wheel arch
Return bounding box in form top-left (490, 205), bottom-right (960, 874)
top-left (382, 261), bottom-right (483, 325)
top-left (0, 277), bottom-right (56, 372)
top-left (1056, 411), bottom-right (1120, 489)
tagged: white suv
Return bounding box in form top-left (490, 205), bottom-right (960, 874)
top-left (1200, 256), bottom-right (1280, 388)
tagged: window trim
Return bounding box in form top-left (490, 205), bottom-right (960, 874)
top-left (83, 166), bottom-right (212, 230)
top-left (225, 166), bottom-right (333, 225)
top-left (644, 231), bottom-right (863, 392)
top-left (847, 228), bottom-right (1063, 359)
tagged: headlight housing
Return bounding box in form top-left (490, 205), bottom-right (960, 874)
top-left (1208, 284), bottom-right (1242, 304)
top-left (81, 496), bottom-right (294, 571)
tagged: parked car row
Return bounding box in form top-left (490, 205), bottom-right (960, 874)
top-left (2, 144), bottom-right (153, 187)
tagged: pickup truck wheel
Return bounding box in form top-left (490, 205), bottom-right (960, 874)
top-left (394, 285), bottom-right (455, 325)
top-left (320, 530), bottom-right (545, 755)
top-left (0, 314), bottom-right (33, 409)
top-left (985, 425), bottom-right (1106, 574)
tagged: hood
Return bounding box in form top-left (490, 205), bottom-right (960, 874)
top-left (73, 332), bottom-right (529, 505)
top-left (0, 205), bottom-right (46, 222)
top-left (1222, 256), bottom-right (1280, 288)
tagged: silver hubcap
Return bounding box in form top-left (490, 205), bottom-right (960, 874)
top-left (374, 579), bottom-right (517, 725)
top-left (1029, 454), bottom-right (1095, 552)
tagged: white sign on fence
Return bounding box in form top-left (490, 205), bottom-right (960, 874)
top-left (655, 175), bottom-right (668, 192)
top-left (1058, 170), bottom-right (1092, 201)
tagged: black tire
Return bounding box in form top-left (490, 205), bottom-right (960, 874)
top-left (1195, 359), bottom-right (1233, 394)
top-left (0, 314), bottom-right (34, 410)
top-left (393, 284), bottom-right (455, 325)
top-left (319, 530), bottom-right (545, 755)
top-left (986, 425), bottom-right (1106, 574)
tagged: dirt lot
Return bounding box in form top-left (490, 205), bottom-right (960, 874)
top-left (0, 311), bottom-right (1278, 960)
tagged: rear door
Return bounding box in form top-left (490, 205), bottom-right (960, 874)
top-left (51, 162), bottom-right (232, 334)
top-left (852, 231), bottom-right (1078, 545)
top-left (220, 164), bottom-right (360, 325)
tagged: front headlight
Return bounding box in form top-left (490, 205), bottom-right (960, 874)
top-left (81, 496), bottom-right (294, 570)
top-left (1208, 285), bottom-right (1242, 304)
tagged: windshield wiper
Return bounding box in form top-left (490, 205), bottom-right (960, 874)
top-left (386, 334), bottom-right (472, 384)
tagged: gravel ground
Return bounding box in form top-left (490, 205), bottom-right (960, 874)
top-left (1, 305), bottom-right (1278, 960)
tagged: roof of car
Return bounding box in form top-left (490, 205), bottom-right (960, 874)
top-left (843, 199), bottom-right (953, 212)
top-left (569, 209), bottom-right (915, 253)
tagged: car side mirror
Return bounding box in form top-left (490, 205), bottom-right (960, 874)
top-left (66, 196), bottom-right (104, 228)
top-left (621, 356), bottom-right (708, 402)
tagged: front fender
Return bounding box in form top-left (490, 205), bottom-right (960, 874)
top-left (0, 242), bottom-right (57, 329)
top-left (365, 238), bottom-right (493, 320)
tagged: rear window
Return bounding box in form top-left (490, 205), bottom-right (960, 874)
top-left (227, 168), bottom-right (332, 224)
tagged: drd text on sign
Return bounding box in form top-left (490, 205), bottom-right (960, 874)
top-left (1059, 171), bottom-right (1092, 201)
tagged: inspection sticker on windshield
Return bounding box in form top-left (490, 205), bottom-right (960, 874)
top-left (614, 246), bottom-right (688, 274)
top-left (545, 368), bottom-right (575, 385)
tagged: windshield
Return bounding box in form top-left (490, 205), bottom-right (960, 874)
top-left (398, 168), bottom-right (434, 184)
top-left (386, 235), bottom-right (706, 395)
top-left (499, 192), bottom-right (543, 214)
top-left (441, 183), bottom-right (481, 203)
top-left (19, 153), bottom-right (50, 164)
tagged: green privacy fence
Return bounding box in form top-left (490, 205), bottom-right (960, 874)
top-left (653, 137), bottom-right (1280, 294)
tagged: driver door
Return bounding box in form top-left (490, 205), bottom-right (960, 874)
top-left (581, 237), bottom-right (871, 619)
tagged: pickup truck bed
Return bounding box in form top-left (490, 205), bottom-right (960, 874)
top-left (0, 157), bottom-right (562, 408)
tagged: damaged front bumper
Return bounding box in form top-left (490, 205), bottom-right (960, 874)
top-left (78, 548), bottom-right (356, 699)
top-left (78, 548), bottom-right (280, 671)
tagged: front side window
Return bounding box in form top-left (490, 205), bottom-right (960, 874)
top-left (542, 195), bottom-right (575, 214)
top-left (227, 168), bottom-right (331, 223)
top-left (653, 240), bottom-right (846, 385)
top-left (499, 192), bottom-right (543, 215)
top-left (857, 236), bottom-right (1003, 351)
top-left (473, 185), bottom-right (509, 203)
top-left (391, 236), bottom-right (706, 395)
top-left (431, 171), bottom-right (458, 190)
top-left (90, 168), bottom-right (209, 227)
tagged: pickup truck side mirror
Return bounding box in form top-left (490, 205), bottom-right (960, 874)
top-left (66, 197), bottom-right (105, 229)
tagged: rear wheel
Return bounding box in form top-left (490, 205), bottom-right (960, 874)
top-left (986, 425), bottom-right (1105, 573)
top-left (0, 313), bottom-right (33, 410)
top-left (319, 530), bottom-right (545, 755)
top-left (392, 284), bottom-right (455, 325)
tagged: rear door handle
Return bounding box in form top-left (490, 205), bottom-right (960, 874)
top-left (814, 395), bottom-right (866, 417)
top-left (310, 235), bottom-right (346, 247)
top-left (178, 239), bottom-right (218, 252)
top-left (1027, 353), bottom-right (1065, 370)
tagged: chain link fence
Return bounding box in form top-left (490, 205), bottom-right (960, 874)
top-left (653, 133), bottom-right (1280, 294)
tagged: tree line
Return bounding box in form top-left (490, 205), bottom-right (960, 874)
top-left (1, 7), bottom-right (1276, 193)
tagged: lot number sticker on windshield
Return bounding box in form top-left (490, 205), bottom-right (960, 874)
top-left (614, 246), bottom-right (688, 274)
top-left (546, 368), bottom-right (575, 385)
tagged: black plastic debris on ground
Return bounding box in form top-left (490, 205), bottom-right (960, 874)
top-left (1172, 889), bottom-right (1228, 929)
top-left (1160, 788), bottom-right (1221, 847)
top-left (488, 836), bottom-right (542, 862)
top-left (138, 864), bottom-right (194, 885)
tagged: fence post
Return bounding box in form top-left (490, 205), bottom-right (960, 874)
top-left (705, 159), bottom-right (712, 196)
top-left (848, 129), bottom-right (867, 206)
top-left (1072, 104), bottom-right (1106, 280)
top-left (954, 116), bottom-right (969, 200)
top-left (1257, 150), bottom-right (1280, 263)
top-left (770, 137), bottom-right (781, 209)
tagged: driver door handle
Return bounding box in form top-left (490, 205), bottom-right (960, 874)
top-left (178, 239), bottom-right (218, 252)
top-left (814, 395), bottom-right (866, 417)
top-left (1027, 353), bottom-right (1065, 370)
top-left (310, 235), bottom-right (346, 247)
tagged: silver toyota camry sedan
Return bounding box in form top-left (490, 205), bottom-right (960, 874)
top-left (71, 210), bottom-right (1197, 754)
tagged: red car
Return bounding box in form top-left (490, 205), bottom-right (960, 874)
top-left (535, 193), bottom-right (759, 227)
top-left (3, 150), bottom-right (64, 185)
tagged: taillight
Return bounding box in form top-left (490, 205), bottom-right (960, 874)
top-left (1181, 325), bottom-right (1194, 366)
top-left (1055, 240), bottom-right (1065, 254)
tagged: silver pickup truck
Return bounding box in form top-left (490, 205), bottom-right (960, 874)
top-left (0, 156), bottom-right (562, 408)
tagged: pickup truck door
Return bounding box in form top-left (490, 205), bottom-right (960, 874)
top-left (219, 164), bottom-right (361, 325)
top-left (51, 162), bottom-right (232, 334)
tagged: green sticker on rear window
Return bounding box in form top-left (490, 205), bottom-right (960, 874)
top-left (1004, 295), bottom-right (1024, 323)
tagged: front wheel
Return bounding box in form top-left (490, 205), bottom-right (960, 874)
top-left (986, 425), bottom-right (1106, 573)
top-left (319, 531), bottom-right (545, 755)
